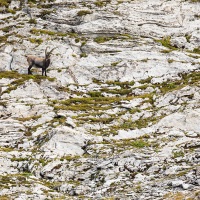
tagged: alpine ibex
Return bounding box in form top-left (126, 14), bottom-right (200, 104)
top-left (26, 47), bottom-right (56, 76)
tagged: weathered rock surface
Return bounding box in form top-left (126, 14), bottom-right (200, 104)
top-left (0, 0), bottom-right (200, 199)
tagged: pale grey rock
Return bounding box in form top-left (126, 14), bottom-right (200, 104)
top-left (9, 1), bottom-right (21, 9)
top-left (121, 98), bottom-right (143, 109)
top-left (1, 52), bottom-right (13, 70)
top-left (66, 117), bottom-right (76, 128)
top-left (0, 119), bottom-right (25, 146)
top-left (185, 131), bottom-right (198, 137)
top-left (170, 37), bottom-right (187, 49)
top-left (182, 183), bottom-right (192, 190)
top-left (2, 80), bottom-right (45, 100)
top-left (41, 126), bottom-right (91, 156)
top-left (155, 109), bottom-right (200, 133)
top-left (168, 130), bottom-right (185, 137)
top-left (171, 180), bottom-right (184, 187)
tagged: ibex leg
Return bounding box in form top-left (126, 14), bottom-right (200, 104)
top-left (42, 68), bottom-right (45, 76)
top-left (28, 65), bottom-right (33, 74)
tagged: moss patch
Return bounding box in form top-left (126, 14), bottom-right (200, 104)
top-left (0, 71), bottom-right (55, 94)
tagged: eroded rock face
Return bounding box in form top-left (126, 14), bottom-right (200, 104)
top-left (0, 0), bottom-right (200, 199)
top-left (41, 126), bottom-right (89, 156)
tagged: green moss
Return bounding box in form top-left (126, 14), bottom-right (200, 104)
top-left (173, 151), bottom-right (184, 158)
top-left (88, 91), bottom-right (102, 97)
top-left (0, 71), bottom-right (55, 94)
top-left (105, 80), bottom-right (135, 88)
top-left (29, 38), bottom-right (43, 44)
top-left (53, 96), bottom-right (133, 111)
top-left (155, 36), bottom-right (178, 50)
top-left (115, 138), bottom-right (150, 149)
top-left (111, 61), bottom-right (121, 66)
top-left (113, 114), bottom-right (163, 131)
top-left (0, 147), bottom-right (15, 152)
top-left (10, 157), bottom-right (28, 162)
top-left (51, 115), bottom-right (66, 125)
top-left (78, 116), bottom-right (115, 124)
top-left (28, 18), bottom-right (37, 24)
top-left (0, 0), bottom-right (11, 7)
top-left (30, 28), bottom-right (68, 37)
top-left (168, 59), bottom-right (175, 63)
top-left (6, 8), bottom-right (16, 14)
top-left (101, 87), bottom-right (132, 95)
top-left (185, 34), bottom-right (192, 43)
top-left (40, 9), bottom-right (52, 17)
top-left (39, 159), bottom-right (49, 166)
top-left (94, 36), bottom-right (112, 43)
top-left (77, 10), bottom-right (92, 16)
top-left (160, 49), bottom-right (173, 53)
top-left (1, 26), bottom-right (10, 33)
top-left (75, 38), bottom-right (80, 43)
top-left (80, 52), bottom-right (87, 57)
top-left (28, 0), bottom-right (37, 3)
top-left (145, 71), bottom-right (200, 95)
top-left (192, 47), bottom-right (200, 54)
top-left (139, 77), bottom-right (152, 84)
top-left (141, 58), bottom-right (148, 62)
top-left (94, 1), bottom-right (105, 7)
top-left (60, 155), bottom-right (80, 161)
top-left (187, 54), bottom-right (200, 59)
top-left (131, 139), bottom-right (150, 148)
top-left (17, 115), bottom-right (41, 122)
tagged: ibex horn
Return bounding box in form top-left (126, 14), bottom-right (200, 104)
top-left (48, 47), bottom-right (57, 55)
top-left (45, 46), bottom-right (49, 56)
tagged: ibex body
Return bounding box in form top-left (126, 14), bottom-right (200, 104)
top-left (26, 47), bottom-right (56, 76)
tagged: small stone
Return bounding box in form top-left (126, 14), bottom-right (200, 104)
top-left (185, 131), bottom-right (198, 137)
top-left (182, 183), bottom-right (192, 190)
top-left (171, 180), bottom-right (183, 187)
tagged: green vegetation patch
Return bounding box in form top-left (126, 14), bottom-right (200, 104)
top-left (94, 34), bottom-right (133, 44)
top-left (0, 71), bottom-right (55, 94)
top-left (114, 138), bottom-right (150, 149)
top-left (155, 36), bottom-right (178, 50)
top-left (0, 34), bottom-right (9, 43)
top-left (105, 80), bottom-right (135, 88)
top-left (52, 96), bottom-right (134, 111)
top-left (29, 38), bottom-right (43, 44)
top-left (0, 0), bottom-right (11, 7)
top-left (0, 173), bottom-right (32, 189)
top-left (172, 150), bottom-right (185, 158)
top-left (158, 71), bottom-right (200, 93)
top-left (1, 26), bottom-right (12, 33)
top-left (28, 18), bottom-right (37, 24)
top-left (16, 115), bottom-right (41, 122)
top-left (30, 28), bottom-right (67, 37)
top-left (39, 9), bottom-right (52, 18)
top-left (77, 10), bottom-right (92, 16)
top-left (94, 36), bottom-right (112, 44)
top-left (192, 47), bottom-right (200, 54)
top-left (92, 80), bottom-right (137, 96)
top-left (113, 115), bottom-right (163, 131)
top-left (94, 0), bottom-right (111, 7)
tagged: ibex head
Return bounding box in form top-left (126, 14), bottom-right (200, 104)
top-left (45, 47), bottom-right (57, 60)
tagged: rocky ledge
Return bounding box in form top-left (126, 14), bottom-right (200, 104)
top-left (0, 0), bottom-right (200, 199)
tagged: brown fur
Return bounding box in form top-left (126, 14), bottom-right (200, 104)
top-left (26, 47), bottom-right (56, 76)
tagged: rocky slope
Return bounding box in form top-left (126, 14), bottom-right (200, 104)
top-left (0, 0), bottom-right (200, 199)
